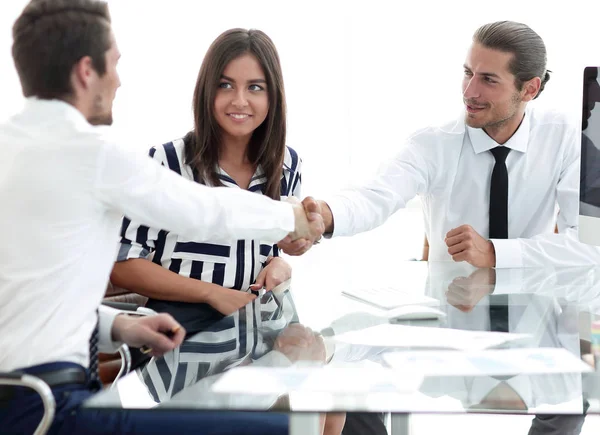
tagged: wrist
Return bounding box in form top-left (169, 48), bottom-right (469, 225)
top-left (318, 200), bottom-right (334, 234)
top-left (111, 313), bottom-right (134, 342)
top-left (290, 203), bottom-right (306, 239)
top-left (201, 282), bottom-right (225, 307)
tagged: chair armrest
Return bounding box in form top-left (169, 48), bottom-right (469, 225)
top-left (101, 301), bottom-right (156, 317)
top-left (0, 372), bottom-right (56, 435)
top-left (102, 301), bottom-right (141, 312)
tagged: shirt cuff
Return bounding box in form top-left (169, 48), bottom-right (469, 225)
top-left (117, 242), bottom-right (151, 262)
top-left (266, 201), bottom-right (295, 243)
top-left (322, 195), bottom-right (350, 237)
top-left (251, 350), bottom-right (292, 368)
top-left (491, 239), bottom-right (523, 269)
top-left (98, 305), bottom-right (124, 353)
top-left (278, 201), bottom-right (296, 237)
top-left (492, 268), bottom-right (524, 294)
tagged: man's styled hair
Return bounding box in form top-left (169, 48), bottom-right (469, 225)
top-left (12, 0), bottom-right (112, 99)
top-left (474, 21), bottom-right (550, 99)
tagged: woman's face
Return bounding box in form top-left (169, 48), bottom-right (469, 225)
top-left (214, 53), bottom-right (270, 144)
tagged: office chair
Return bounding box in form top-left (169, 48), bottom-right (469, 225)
top-left (0, 371), bottom-right (56, 435)
top-left (0, 303), bottom-right (153, 435)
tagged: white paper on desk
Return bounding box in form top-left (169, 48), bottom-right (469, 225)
top-left (116, 371), bottom-right (159, 409)
top-left (383, 348), bottom-right (593, 376)
top-left (212, 366), bottom-right (423, 395)
top-left (332, 324), bottom-right (531, 350)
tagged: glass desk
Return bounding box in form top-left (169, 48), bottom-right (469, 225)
top-left (85, 262), bottom-right (600, 434)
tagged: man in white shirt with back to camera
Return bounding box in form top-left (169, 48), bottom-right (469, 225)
top-left (0, 1), bottom-right (323, 434)
top-left (281, 21), bottom-right (594, 435)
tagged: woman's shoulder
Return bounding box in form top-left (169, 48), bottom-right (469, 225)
top-left (149, 136), bottom-right (191, 177)
top-left (283, 145), bottom-right (301, 173)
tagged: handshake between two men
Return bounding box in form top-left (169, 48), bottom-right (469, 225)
top-left (282, 197), bottom-right (498, 268)
top-left (281, 197), bottom-right (331, 256)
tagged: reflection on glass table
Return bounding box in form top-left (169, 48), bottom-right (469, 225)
top-left (85, 262), bottom-right (600, 435)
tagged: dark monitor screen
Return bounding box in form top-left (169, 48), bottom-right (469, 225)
top-left (580, 66), bottom-right (600, 217)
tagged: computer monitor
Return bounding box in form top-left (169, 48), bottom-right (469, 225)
top-left (579, 66), bottom-right (600, 245)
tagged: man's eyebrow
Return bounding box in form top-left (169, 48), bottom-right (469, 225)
top-left (463, 65), bottom-right (500, 78)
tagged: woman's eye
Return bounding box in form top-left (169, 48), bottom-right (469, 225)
top-left (219, 82), bottom-right (232, 89)
top-left (249, 84), bottom-right (264, 91)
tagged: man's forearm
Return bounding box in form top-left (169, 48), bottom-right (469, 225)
top-left (318, 200), bottom-right (334, 234)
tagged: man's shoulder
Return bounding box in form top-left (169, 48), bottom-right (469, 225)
top-left (407, 117), bottom-right (466, 147)
top-left (528, 106), bottom-right (576, 130)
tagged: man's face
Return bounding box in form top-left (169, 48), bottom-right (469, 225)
top-left (462, 43), bottom-right (523, 131)
top-left (88, 32), bottom-right (121, 126)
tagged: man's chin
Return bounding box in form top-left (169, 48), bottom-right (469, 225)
top-left (464, 114), bottom-right (486, 129)
top-left (88, 113), bottom-right (113, 126)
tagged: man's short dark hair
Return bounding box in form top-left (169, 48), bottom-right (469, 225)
top-left (474, 21), bottom-right (550, 100)
top-left (12, 0), bottom-right (112, 100)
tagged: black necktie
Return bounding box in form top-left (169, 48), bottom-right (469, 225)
top-left (489, 146), bottom-right (511, 239)
top-left (489, 294), bottom-right (509, 332)
top-left (89, 311), bottom-right (100, 386)
top-left (488, 147), bottom-right (510, 334)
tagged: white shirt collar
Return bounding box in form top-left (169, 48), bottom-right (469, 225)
top-left (467, 108), bottom-right (531, 155)
top-left (22, 97), bottom-right (92, 131)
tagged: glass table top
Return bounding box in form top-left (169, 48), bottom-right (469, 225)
top-left (84, 262), bottom-right (600, 417)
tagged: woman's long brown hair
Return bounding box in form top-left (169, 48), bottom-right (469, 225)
top-left (186, 28), bottom-right (287, 200)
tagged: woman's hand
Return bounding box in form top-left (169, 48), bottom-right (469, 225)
top-left (249, 256), bottom-right (292, 291)
top-left (204, 283), bottom-right (257, 316)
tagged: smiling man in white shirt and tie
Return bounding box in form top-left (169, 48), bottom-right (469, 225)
top-left (283, 21), bottom-right (600, 271)
top-left (279, 20), bottom-right (593, 435)
top-left (0, 0), bottom-right (324, 434)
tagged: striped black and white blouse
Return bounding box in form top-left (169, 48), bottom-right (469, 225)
top-left (117, 137), bottom-right (301, 400)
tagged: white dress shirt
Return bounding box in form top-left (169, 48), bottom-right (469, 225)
top-left (327, 107), bottom-right (600, 268)
top-left (0, 98), bottom-right (294, 371)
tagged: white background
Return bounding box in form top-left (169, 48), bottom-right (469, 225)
top-left (2, 1), bottom-right (600, 432)
top-left (2, 0), bottom-right (600, 332)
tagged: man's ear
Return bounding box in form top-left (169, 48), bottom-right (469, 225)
top-left (521, 76), bottom-right (541, 102)
top-left (71, 55), bottom-right (96, 92)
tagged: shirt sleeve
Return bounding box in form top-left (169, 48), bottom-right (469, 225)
top-left (493, 125), bottom-right (600, 268)
top-left (117, 147), bottom-right (170, 262)
top-left (98, 305), bottom-right (123, 353)
top-left (324, 139), bottom-right (430, 237)
top-left (93, 138), bottom-right (295, 244)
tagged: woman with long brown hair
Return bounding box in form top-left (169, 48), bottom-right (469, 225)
top-left (111, 28), bottom-right (344, 435)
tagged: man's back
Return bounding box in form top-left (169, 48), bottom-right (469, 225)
top-left (0, 98), bottom-right (121, 371)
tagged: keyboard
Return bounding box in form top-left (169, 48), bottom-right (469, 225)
top-left (342, 286), bottom-right (439, 310)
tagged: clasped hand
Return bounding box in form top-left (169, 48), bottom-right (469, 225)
top-left (445, 225), bottom-right (496, 268)
top-left (279, 197), bottom-right (324, 256)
